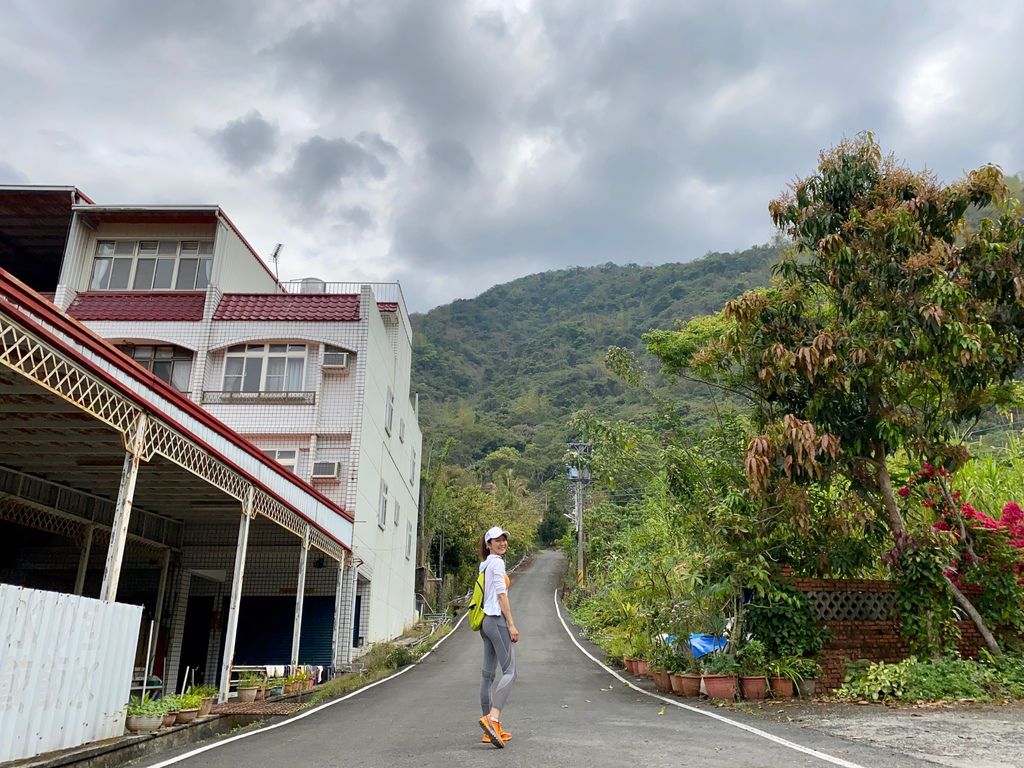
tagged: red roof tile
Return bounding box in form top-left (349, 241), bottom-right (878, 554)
top-left (377, 302), bottom-right (399, 313)
top-left (214, 293), bottom-right (360, 321)
top-left (68, 291), bottom-right (206, 321)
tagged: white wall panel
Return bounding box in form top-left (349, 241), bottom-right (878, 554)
top-left (0, 585), bottom-right (142, 762)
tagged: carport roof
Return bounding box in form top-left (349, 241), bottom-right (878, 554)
top-left (0, 267), bottom-right (352, 558)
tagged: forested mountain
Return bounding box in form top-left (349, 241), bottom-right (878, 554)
top-left (410, 243), bottom-right (781, 484)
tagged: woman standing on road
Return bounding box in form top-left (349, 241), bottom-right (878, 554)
top-left (478, 525), bottom-right (519, 748)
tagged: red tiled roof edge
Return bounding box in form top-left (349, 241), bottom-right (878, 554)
top-left (213, 293), bottom-right (361, 321)
top-left (0, 267), bottom-right (354, 534)
top-left (68, 292), bottom-right (206, 322)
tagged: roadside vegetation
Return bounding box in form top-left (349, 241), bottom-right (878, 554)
top-left (562, 134), bottom-right (1024, 699)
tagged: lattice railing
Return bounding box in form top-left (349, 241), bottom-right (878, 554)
top-left (805, 590), bottom-right (897, 622)
top-left (0, 307), bottom-right (346, 563)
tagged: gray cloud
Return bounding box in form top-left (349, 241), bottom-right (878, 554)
top-left (3, 0), bottom-right (1024, 312)
top-left (277, 134), bottom-right (395, 210)
top-left (203, 111), bottom-right (279, 172)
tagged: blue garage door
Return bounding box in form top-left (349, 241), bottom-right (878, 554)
top-left (232, 596), bottom-right (335, 666)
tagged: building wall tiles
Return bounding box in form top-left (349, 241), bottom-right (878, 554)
top-left (212, 220), bottom-right (280, 294)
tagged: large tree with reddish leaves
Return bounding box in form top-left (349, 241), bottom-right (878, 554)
top-left (647, 133), bottom-right (1024, 652)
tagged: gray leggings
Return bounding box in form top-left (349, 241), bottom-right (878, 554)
top-left (480, 614), bottom-right (516, 715)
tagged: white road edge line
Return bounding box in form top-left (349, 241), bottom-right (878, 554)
top-left (146, 612), bottom-right (469, 767)
top-left (553, 589), bottom-right (870, 768)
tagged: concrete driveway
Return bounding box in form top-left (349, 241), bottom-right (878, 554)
top-left (139, 551), bottom-right (933, 768)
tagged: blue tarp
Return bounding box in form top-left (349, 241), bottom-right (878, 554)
top-left (688, 634), bottom-right (727, 658)
top-left (663, 633), bottom-right (728, 658)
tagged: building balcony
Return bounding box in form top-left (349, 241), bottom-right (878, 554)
top-left (201, 390), bottom-right (316, 405)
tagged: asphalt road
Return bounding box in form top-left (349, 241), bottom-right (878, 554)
top-left (142, 551), bottom-right (933, 768)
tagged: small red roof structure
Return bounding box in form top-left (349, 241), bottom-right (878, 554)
top-left (68, 291), bottom-right (207, 322)
top-left (213, 293), bottom-right (360, 321)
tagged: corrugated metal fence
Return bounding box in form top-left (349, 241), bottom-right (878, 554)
top-left (0, 584), bottom-right (142, 762)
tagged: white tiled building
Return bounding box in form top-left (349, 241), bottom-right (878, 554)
top-left (50, 204), bottom-right (422, 657)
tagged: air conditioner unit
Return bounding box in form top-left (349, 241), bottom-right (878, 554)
top-left (311, 461), bottom-right (341, 479)
top-left (322, 350), bottom-right (349, 369)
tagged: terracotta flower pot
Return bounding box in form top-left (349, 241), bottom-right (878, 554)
top-left (624, 657), bottom-right (638, 675)
top-left (701, 674), bottom-right (736, 701)
top-left (175, 708), bottom-right (200, 724)
top-left (199, 696), bottom-right (214, 716)
top-left (679, 673), bottom-right (701, 697)
top-left (161, 712), bottom-right (177, 727)
top-left (305, 678), bottom-right (314, 690)
top-left (651, 669), bottom-right (672, 693)
top-left (635, 659), bottom-right (650, 677)
top-left (739, 676), bottom-right (768, 701)
top-left (769, 677), bottom-right (794, 698)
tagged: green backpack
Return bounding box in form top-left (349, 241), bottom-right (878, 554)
top-left (468, 570), bottom-right (486, 631)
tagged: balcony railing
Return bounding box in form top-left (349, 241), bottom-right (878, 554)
top-left (201, 390), bottom-right (316, 405)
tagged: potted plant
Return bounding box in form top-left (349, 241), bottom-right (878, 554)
top-left (175, 693), bottom-right (203, 724)
top-left (737, 640), bottom-right (768, 701)
top-left (700, 651), bottom-right (738, 701)
top-left (648, 644), bottom-right (673, 694)
top-left (188, 685), bottom-right (218, 716)
top-left (766, 656), bottom-right (798, 698)
top-left (237, 672), bottom-right (262, 702)
top-left (125, 693), bottom-right (163, 734)
top-left (159, 695), bottom-right (181, 727)
top-left (793, 657), bottom-right (822, 698)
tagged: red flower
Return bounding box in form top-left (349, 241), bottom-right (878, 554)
top-left (897, 486), bottom-right (910, 498)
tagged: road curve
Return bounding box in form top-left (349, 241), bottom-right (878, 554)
top-left (140, 551), bottom-right (930, 768)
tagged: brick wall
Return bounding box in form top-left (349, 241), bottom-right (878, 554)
top-left (788, 575), bottom-right (984, 692)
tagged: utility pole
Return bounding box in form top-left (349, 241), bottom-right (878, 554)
top-left (566, 442), bottom-right (591, 587)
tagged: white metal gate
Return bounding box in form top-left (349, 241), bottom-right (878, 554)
top-left (0, 584), bottom-right (142, 762)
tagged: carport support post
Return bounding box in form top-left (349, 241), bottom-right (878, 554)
top-left (291, 528), bottom-right (310, 667)
top-left (100, 413), bottom-right (147, 603)
top-left (74, 524), bottom-right (94, 596)
top-left (219, 487), bottom-right (254, 703)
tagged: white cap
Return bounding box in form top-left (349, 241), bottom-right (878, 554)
top-left (484, 525), bottom-right (510, 543)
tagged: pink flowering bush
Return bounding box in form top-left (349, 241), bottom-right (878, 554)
top-left (897, 466), bottom-right (1024, 641)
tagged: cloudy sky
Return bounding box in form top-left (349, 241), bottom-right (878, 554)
top-left (1, 1), bottom-right (1022, 312)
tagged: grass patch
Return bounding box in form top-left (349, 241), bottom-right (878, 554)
top-left (837, 653), bottom-right (1024, 702)
top-left (305, 623), bottom-right (453, 708)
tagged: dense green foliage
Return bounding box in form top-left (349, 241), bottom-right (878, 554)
top-left (838, 654), bottom-right (1024, 702)
top-left (411, 247), bottom-right (780, 478)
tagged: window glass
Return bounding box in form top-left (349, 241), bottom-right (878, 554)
top-left (138, 242), bottom-right (159, 255)
top-left (170, 361), bottom-right (191, 392)
top-left (158, 241), bottom-right (178, 255)
top-left (265, 356), bottom-right (286, 391)
top-left (113, 241), bottom-right (134, 256)
top-left (269, 344), bottom-right (287, 353)
top-left (196, 259), bottom-right (212, 289)
top-left (198, 241), bottom-right (214, 255)
top-left (133, 259), bottom-right (156, 289)
top-left (180, 241), bottom-right (200, 255)
top-left (175, 258), bottom-right (198, 289)
top-left (109, 258), bottom-right (132, 289)
top-left (224, 357), bottom-right (244, 391)
top-left (96, 241), bottom-right (116, 256)
top-left (153, 258), bottom-right (175, 289)
top-left (152, 361), bottom-right (172, 382)
top-left (242, 356), bottom-right (262, 392)
top-left (286, 357), bottom-right (304, 390)
top-left (90, 258), bottom-right (111, 290)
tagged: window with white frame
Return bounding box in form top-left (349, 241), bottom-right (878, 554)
top-left (116, 344), bottom-right (193, 392)
top-left (399, 418), bottom-right (405, 442)
top-left (394, 500), bottom-right (400, 526)
top-left (406, 521), bottom-right (413, 560)
top-left (223, 343), bottom-right (306, 392)
top-left (378, 480), bottom-right (388, 528)
top-left (89, 240), bottom-right (213, 291)
top-left (409, 449), bottom-right (417, 486)
top-left (384, 387), bottom-right (394, 435)
top-left (262, 449), bottom-right (298, 474)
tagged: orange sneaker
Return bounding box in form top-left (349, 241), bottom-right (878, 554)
top-left (479, 715), bottom-right (504, 748)
top-left (482, 721), bottom-right (512, 743)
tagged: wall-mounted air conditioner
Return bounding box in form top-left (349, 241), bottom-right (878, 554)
top-left (322, 350), bottom-right (349, 369)
top-left (311, 461), bottom-right (341, 479)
